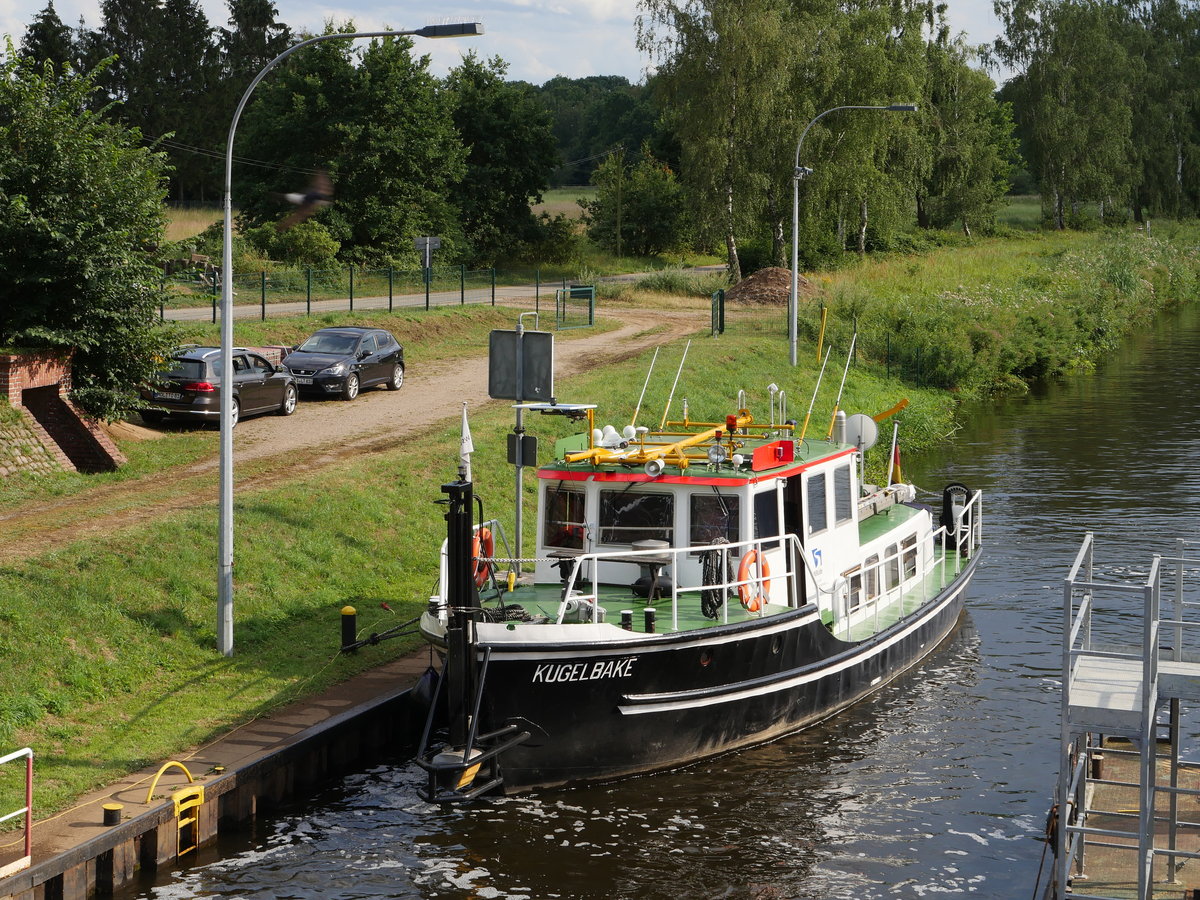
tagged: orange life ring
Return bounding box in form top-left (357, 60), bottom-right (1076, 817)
top-left (737, 549), bottom-right (771, 612)
top-left (472, 527), bottom-right (494, 588)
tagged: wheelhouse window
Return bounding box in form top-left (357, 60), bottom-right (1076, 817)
top-left (690, 492), bottom-right (740, 546)
top-left (753, 490), bottom-right (779, 539)
top-left (544, 486), bottom-right (586, 550)
top-left (599, 490), bottom-right (673, 545)
top-left (834, 464), bottom-right (853, 524)
top-left (806, 472), bottom-right (828, 535)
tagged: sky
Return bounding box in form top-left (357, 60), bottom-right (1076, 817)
top-left (1, 0), bottom-right (1009, 86)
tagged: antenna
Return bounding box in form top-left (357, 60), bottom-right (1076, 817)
top-left (659, 340), bottom-right (691, 430)
top-left (630, 347), bottom-right (659, 428)
top-left (825, 334), bottom-right (858, 440)
top-left (798, 345), bottom-right (833, 441)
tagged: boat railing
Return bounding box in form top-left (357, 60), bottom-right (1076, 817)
top-left (825, 514), bottom-right (972, 641)
top-left (555, 533), bottom-right (810, 630)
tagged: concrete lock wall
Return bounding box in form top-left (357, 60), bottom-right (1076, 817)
top-left (0, 691), bottom-right (422, 900)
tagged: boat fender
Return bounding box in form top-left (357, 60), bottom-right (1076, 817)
top-left (940, 483), bottom-right (971, 549)
top-left (737, 549), bottom-right (771, 612)
top-left (412, 665), bottom-right (441, 711)
top-left (472, 527), bottom-right (495, 588)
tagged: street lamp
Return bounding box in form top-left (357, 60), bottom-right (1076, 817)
top-left (217, 21), bottom-right (484, 656)
top-left (788, 103), bottom-right (917, 366)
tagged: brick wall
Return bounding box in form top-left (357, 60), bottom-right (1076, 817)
top-left (0, 351), bottom-right (72, 406)
top-left (0, 351), bottom-right (126, 477)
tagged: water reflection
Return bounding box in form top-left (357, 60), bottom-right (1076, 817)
top-left (129, 304), bottom-right (1200, 899)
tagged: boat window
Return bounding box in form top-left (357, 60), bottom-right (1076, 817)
top-left (847, 569), bottom-right (862, 610)
top-left (599, 490), bottom-right (673, 545)
top-left (753, 490), bottom-right (778, 539)
top-left (834, 464), bottom-right (853, 523)
top-left (864, 553), bottom-right (880, 600)
top-left (806, 473), bottom-right (828, 535)
top-left (545, 486), bottom-right (586, 549)
top-left (901, 534), bottom-right (918, 578)
top-left (690, 492), bottom-right (740, 545)
top-left (886, 544), bottom-right (900, 588)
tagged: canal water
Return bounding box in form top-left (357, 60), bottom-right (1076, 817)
top-left (129, 305), bottom-right (1200, 899)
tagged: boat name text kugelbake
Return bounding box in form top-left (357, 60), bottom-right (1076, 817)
top-left (532, 658), bottom-right (636, 683)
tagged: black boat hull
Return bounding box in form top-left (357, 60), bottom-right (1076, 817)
top-left (467, 555), bottom-right (979, 793)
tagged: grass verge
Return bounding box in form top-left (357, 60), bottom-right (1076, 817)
top-left (3, 220), bottom-right (1200, 820)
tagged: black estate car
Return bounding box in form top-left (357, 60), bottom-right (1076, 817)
top-left (140, 347), bottom-right (298, 427)
top-left (282, 327), bottom-right (404, 400)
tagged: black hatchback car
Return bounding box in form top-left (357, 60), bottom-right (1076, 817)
top-left (139, 347), bottom-right (299, 427)
top-left (282, 327), bottom-right (404, 400)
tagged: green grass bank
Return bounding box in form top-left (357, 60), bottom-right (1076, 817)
top-left (2, 223), bottom-right (1200, 821)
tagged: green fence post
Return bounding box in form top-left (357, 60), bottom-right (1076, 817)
top-left (388, 266), bottom-right (394, 312)
top-left (260, 271), bottom-right (266, 321)
top-left (306, 267), bottom-right (312, 315)
top-left (460, 265), bottom-right (465, 305)
top-left (349, 264), bottom-right (355, 312)
top-left (491, 268), bottom-right (496, 306)
top-left (211, 276), bottom-right (217, 324)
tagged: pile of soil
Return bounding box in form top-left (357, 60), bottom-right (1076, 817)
top-left (725, 267), bottom-right (814, 305)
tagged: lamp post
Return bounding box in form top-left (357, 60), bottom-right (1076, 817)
top-left (217, 22), bottom-right (483, 656)
top-left (788, 103), bottom-right (917, 366)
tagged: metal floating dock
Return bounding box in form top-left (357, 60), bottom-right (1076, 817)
top-left (1054, 534), bottom-right (1200, 899)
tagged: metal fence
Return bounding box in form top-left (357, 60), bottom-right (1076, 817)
top-left (555, 284), bottom-right (595, 330)
top-left (161, 264), bottom-right (514, 322)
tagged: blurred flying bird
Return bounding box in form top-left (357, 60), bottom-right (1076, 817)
top-left (276, 170), bottom-right (333, 231)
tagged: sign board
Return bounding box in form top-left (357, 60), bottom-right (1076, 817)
top-left (507, 433), bottom-right (538, 466)
top-left (413, 236), bottom-right (442, 251)
top-left (488, 330), bottom-right (554, 401)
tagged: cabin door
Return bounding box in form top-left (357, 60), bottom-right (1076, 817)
top-left (753, 483), bottom-right (792, 607)
top-left (782, 476), bottom-right (806, 605)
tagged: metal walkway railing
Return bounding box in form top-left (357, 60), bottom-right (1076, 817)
top-left (0, 748), bottom-right (32, 878)
top-left (1057, 535), bottom-right (1200, 899)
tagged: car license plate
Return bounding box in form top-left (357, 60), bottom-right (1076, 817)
top-left (294, 377), bottom-right (313, 385)
top-left (153, 391), bottom-right (183, 401)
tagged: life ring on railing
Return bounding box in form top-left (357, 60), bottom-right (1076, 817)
top-left (737, 549), bottom-right (771, 612)
top-left (472, 527), bottom-right (494, 588)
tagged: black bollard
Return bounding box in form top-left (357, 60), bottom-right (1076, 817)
top-left (341, 605), bottom-right (357, 652)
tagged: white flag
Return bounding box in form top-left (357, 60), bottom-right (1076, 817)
top-left (460, 402), bottom-right (474, 481)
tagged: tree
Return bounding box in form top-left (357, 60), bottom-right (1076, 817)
top-left (0, 47), bottom-right (174, 420)
top-left (994, 0), bottom-right (1136, 227)
top-left (234, 29), bottom-right (467, 264)
top-left (582, 146), bottom-right (688, 256)
top-left (638, 0), bottom-right (799, 281)
top-left (917, 38), bottom-right (1018, 234)
top-left (446, 53), bottom-right (559, 264)
top-left (85, 0), bottom-right (218, 201)
top-left (536, 75), bottom-right (660, 186)
top-left (20, 2), bottom-right (77, 71)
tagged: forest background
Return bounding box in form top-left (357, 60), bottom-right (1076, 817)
top-left (2, 0), bottom-right (1199, 419)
